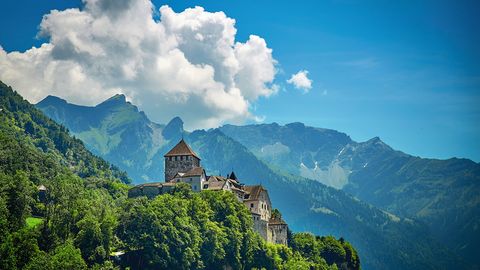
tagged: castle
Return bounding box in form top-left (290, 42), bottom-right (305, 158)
top-left (128, 139), bottom-right (288, 246)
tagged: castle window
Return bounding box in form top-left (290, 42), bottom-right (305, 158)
top-left (250, 203), bottom-right (254, 208)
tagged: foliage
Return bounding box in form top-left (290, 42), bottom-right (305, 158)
top-left (291, 233), bottom-right (360, 270)
top-left (26, 217), bottom-right (43, 228)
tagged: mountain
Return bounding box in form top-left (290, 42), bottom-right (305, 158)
top-left (36, 94), bottom-right (472, 269)
top-left (0, 82), bottom-right (129, 184)
top-left (219, 123), bottom-right (480, 266)
top-left (37, 94), bottom-right (181, 182)
top-left (2, 82), bottom-right (362, 270)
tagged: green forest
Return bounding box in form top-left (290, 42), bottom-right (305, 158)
top-left (0, 81), bottom-right (360, 269)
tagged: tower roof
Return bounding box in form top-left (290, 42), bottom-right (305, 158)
top-left (164, 139), bottom-right (200, 159)
top-left (228, 171), bottom-right (238, 181)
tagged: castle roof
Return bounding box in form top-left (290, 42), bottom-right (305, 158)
top-left (206, 181), bottom-right (227, 191)
top-left (208, 175), bottom-right (227, 182)
top-left (173, 167), bottom-right (205, 179)
top-left (268, 217), bottom-right (287, 225)
top-left (133, 182), bottom-right (163, 188)
top-left (130, 182), bottom-right (177, 190)
top-left (183, 167), bottom-right (205, 177)
top-left (228, 171), bottom-right (238, 181)
top-left (243, 185), bottom-right (268, 201)
top-left (164, 139), bottom-right (200, 159)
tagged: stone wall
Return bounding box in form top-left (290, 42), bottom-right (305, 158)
top-left (128, 186), bottom-right (143, 198)
top-left (252, 214), bottom-right (268, 240)
top-left (142, 186), bottom-right (162, 198)
top-left (267, 223), bottom-right (288, 245)
top-left (164, 156), bottom-right (200, 181)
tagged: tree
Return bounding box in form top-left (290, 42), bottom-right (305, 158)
top-left (0, 171), bottom-right (34, 231)
top-left (319, 236), bottom-right (347, 267)
top-left (44, 174), bottom-right (84, 242)
top-left (50, 241), bottom-right (87, 270)
top-left (24, 251), bottom-right (53, 270)
top-left (75, 214), bottom-right (107, 265)
top-left (0, 196), bottom-right (9, 241)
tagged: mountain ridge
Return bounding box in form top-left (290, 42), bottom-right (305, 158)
top-left (219, 122), bottom-right (480, 266)
top-left (35, 93), bottom-right (476, 269)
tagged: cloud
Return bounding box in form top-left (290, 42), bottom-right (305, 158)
top-left (0, 0), bottom-right (278, 129)
top-left (287, 70), bottom-right (312, 92)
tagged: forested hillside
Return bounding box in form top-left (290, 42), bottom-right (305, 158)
top-left (0, 82), bottom-right (359, 269)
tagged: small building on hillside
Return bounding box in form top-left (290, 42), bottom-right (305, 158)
top-left (170, 167), bottom-right (207, 192)
top-left (38, 184), bottom-right (47, 203)
top-left (128, 182), bottom-right (176, 198)
top-left (129, 139), bottom-right (288, 246)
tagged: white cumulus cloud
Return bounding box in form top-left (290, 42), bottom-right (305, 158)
top-left (287, 70), bottom-right (312, 92)
top-left (0, 0), bottom-right (278, 129)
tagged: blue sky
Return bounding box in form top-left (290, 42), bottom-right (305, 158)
top-left (1, 0), bottom-right (479, 162)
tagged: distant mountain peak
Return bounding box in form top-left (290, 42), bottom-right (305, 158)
top-left (167, 116), bottom-right (183, 126)
top-left (162, 116), bottom-right (184, 139)
top-left (110, 93), bottom-right (126, 100)
top-left (285, 122), bottom-right (305, 130)
top-left (37, 95), bottom-right (67, 106)
top-left (98, 94), bottom-right (127, 107)
top-left (362, 136), bottom-right (393, 151)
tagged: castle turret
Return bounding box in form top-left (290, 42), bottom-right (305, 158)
top-left (164, 139), bottom-right (201, 181)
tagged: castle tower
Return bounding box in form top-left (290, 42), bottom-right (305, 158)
top-left (164, 139), bottom-right (201, 181)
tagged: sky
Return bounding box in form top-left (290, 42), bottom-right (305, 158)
top-left (0, 0), bottom-right (479, 162)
